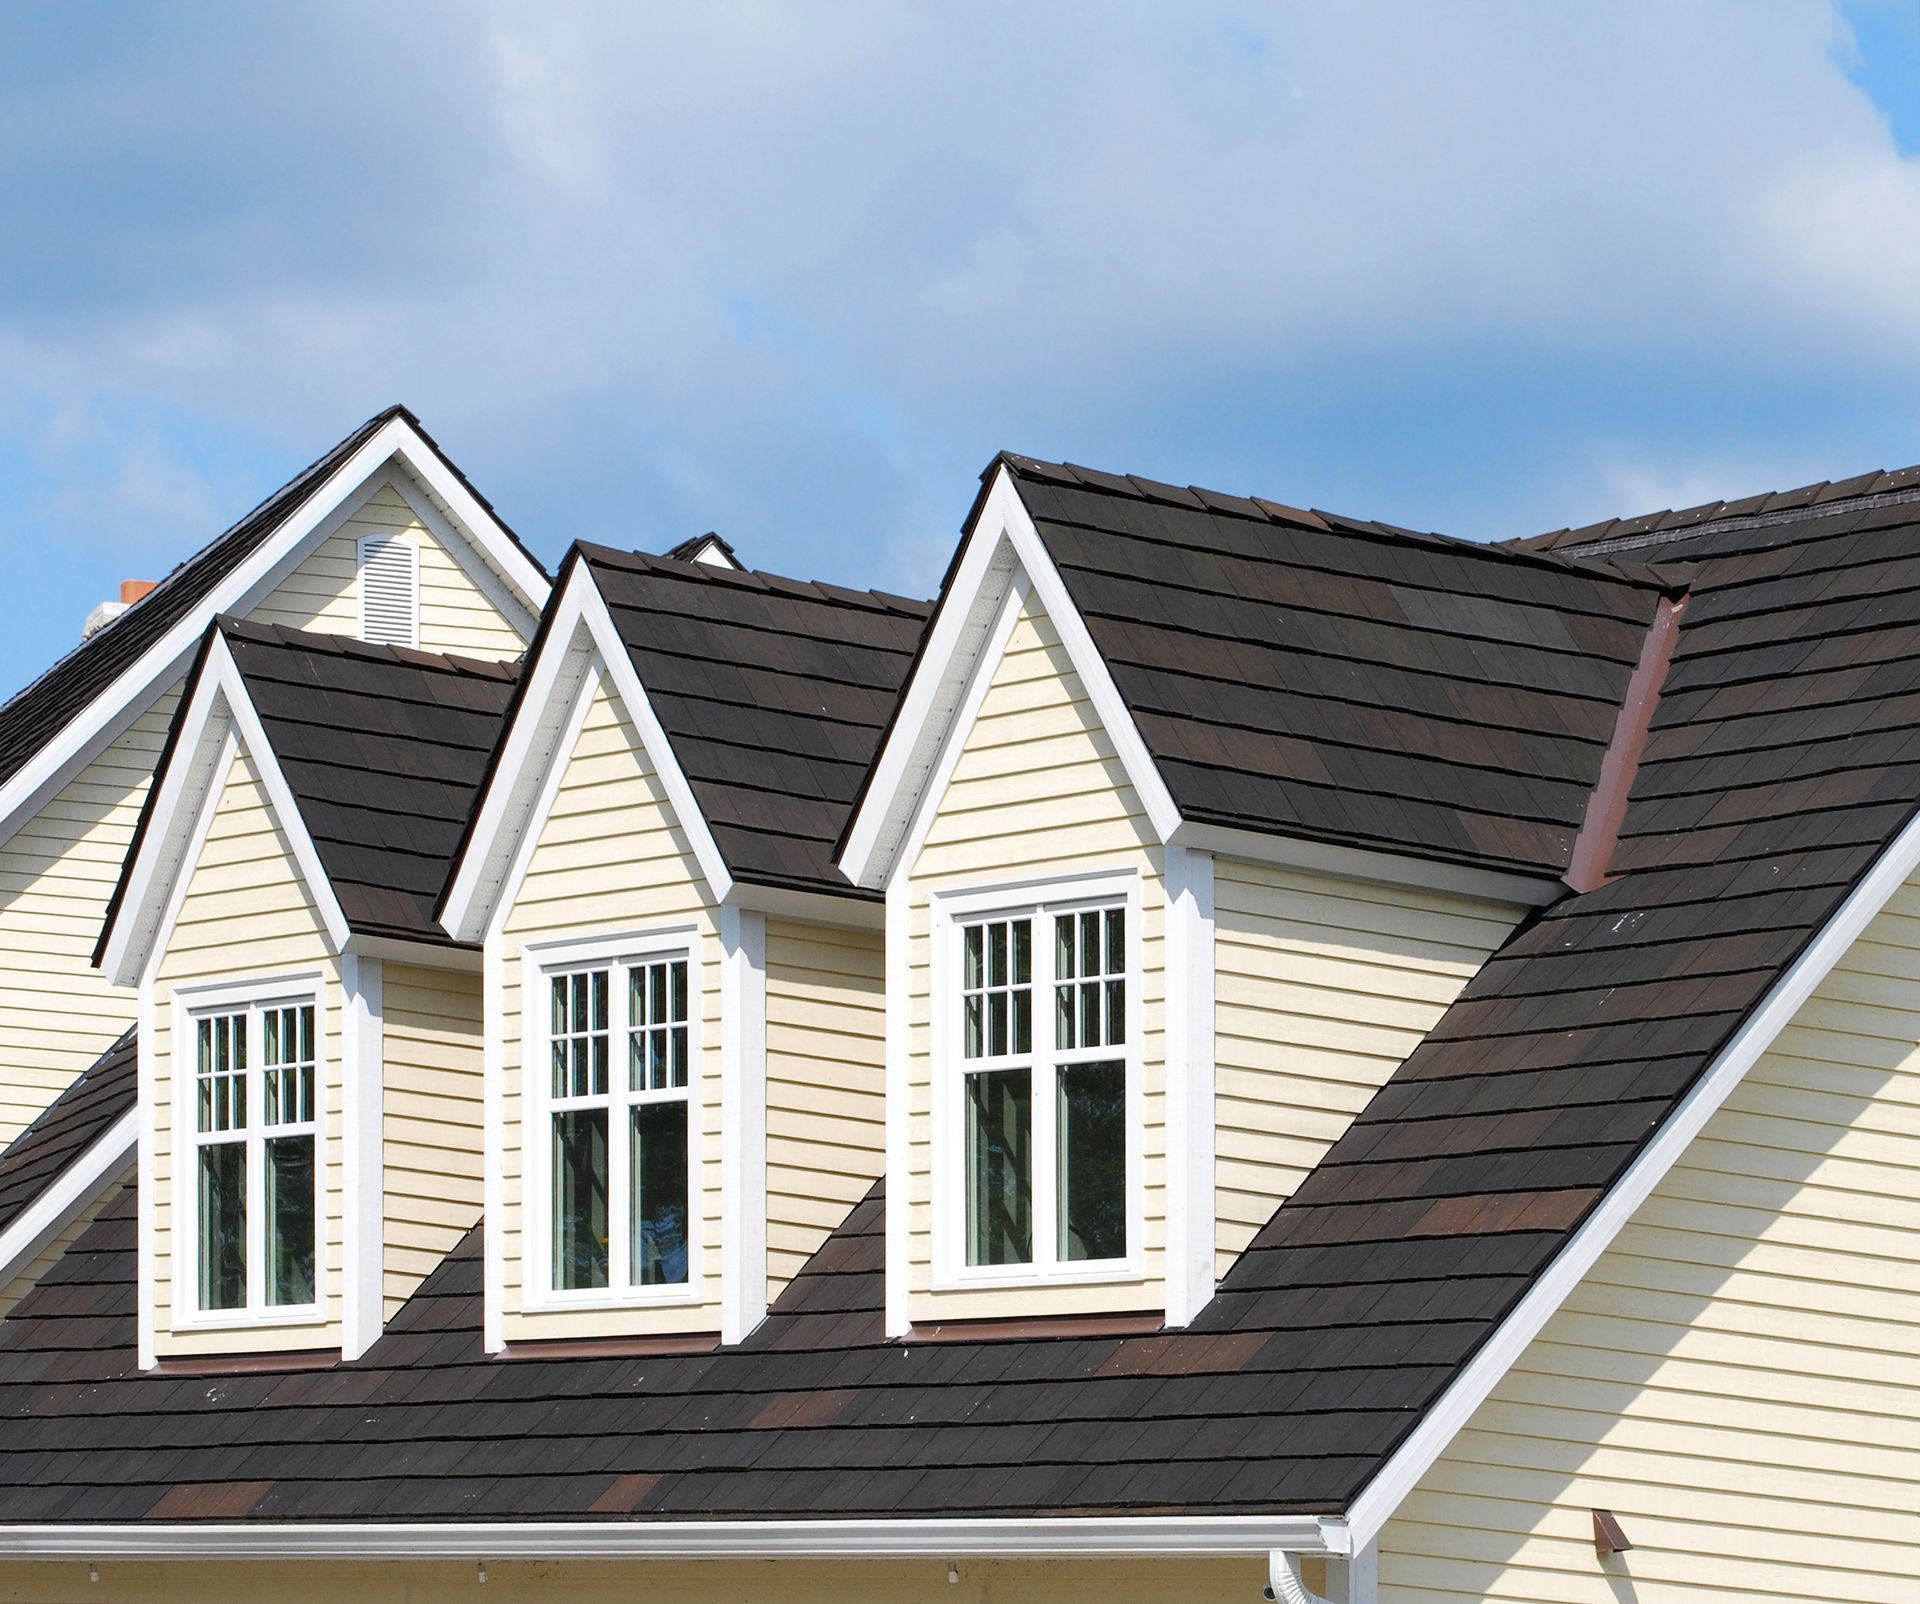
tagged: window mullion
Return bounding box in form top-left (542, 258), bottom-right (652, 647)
top-left (1034, 904), bottom-right (1059, 1276)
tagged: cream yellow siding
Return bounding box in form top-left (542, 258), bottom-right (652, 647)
top-left (0, 691), bottom-right (177, 1149)
top-left (765, 917), bottom-right (885, 1301)
top-left (151, 747), bottom-right (343, 1358)
top-left (0, 1557), bottom-right (1266, 1604)
top-left (0, 1169), bottom-right (126, 1321)
top-left (497, 676), bottom-right (723, 1340)
top-left (250, 478), bottom-right (526, 661)
top-left (382, 963), bottom-right (484, 1317)
top-left (1380, 872), bottom-right (1920, 1603)
top-left (1213, 859), bottom-right (1516, 1274)
top-left (904, 593), bottom-right (1165, 1323)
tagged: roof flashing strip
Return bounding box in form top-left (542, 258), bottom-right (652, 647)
top-left (0, 1514), bottom-right (1346, 1561)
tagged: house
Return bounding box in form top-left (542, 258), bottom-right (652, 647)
top-left (0, 437), bottom-right (1912, 1602)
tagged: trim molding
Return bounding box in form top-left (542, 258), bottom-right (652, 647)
top-left (339, 954), bottom-right (385, 1362)
top-left (1161, 843), bottom-right (1216, 1327)
top-left (0, 1111), bottom-right (135, 1297)
top-left (1343, 791), bottom-right (1920, 1551)
top-left (0, 1514), bottom-right (1348, 1561)
top-left (719, 904), bottom-right (768, 1346)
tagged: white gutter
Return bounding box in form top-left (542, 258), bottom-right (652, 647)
top-left (0, 1110), bottom-right (136, 1291)
top-left (0, 1515), bottom-right (1348, 1561)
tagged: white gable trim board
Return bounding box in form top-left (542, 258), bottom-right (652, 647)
top-left (100, 636), bottom-right (353, 989)
top-left (1339, 791), bottom-right (1920, 1553)
top-left (0, 414), bottom-right (548, 857)
top-left (0, 1110), bottom-right (136, 1301)
top-left (440, 566), bottom-right (735, 944)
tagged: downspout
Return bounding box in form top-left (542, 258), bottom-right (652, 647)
top-left (1267, 1549), bottom-right (1330, 1604)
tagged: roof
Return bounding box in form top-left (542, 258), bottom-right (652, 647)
top-left (217, 622), bottom-right (521, 945)
top-left (0, 1030), bottom-right (135, 1239)
top-left (580, 546), bottom-right (929, 897)
top-left (996, 456), bottom-right (1675, 878)
top-left (0, 406), bottom-right (544, 802)
top-left (11, 457), bottom-right (1920, 1530)
top-left (661, 531), bottom-right (742, 568)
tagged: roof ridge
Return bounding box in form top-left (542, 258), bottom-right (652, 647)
top-left (577, 541), bottom-right (932, 616)
top-left (217, 617), bottom-right (522, 680)
top-left (994, 452), bottom-right (1668, 591)
top-left (1513, 461), bottom-right (1920, 557)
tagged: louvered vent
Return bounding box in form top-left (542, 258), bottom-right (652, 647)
top-left (357, 536), bottom-right (419, 647)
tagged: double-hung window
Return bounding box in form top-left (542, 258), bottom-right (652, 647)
top-left (538, 943), bottom-right (694, 1301)
top-left (947, 882), bottom-right (1136, 1280)
top-left (189, 995), bottom-right (319, 1318)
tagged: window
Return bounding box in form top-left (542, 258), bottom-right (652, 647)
top-left (357, 534), bottom-right (420, 647)
top-left (190, 997), bottom-right (318, 1317)
top-left (949, 886), bottom-right (1134, 1280)
top-left (537, 946), bottom-right (694, 1301)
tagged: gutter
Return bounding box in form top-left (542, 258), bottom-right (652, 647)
top-left (0, 1515), bottom-right (1349, 1562)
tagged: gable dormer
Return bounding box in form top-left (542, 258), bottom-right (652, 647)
top-left (441, 547), bottom-right (925, 1352)
top-left (0, 408), bottom-right (547, 1155)
top-left (841, 458), bottom-right (1658, 1335)
top-left (98, 621), bottom-right (517, 1366)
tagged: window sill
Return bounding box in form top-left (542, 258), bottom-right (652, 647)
top-left (932, 1260), bottom-right (1144, 1295)
top-left (497, 1331), bottom-right (721, 1361)
top-left (905, 1311), bottom-right (1163, 1345)
top-left (168, 1306), bottom-right (326, 1336)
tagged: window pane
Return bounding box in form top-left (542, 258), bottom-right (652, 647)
top-left (963, 924), bottom-right (982, 990)
top-left (551, 1108), bottom-right (609, 1290)
top-left (1058, 1061), bottom-right (1127, 1262)
top-left (197, 1142), bottom-right (246, 1312)
top-left (964, 1068), bottom-right (1032, 1267)
top-left (987, 922), bottom-right (1006, 987)
top-left (264, 1133), bottom-right (316, 1306)
top-left (1105, 907), bottom-right (1125, 973)
top-left (196, 1013), bottom-right (246, 1134)
top-left (631, 1101), bottom-right (689, 1287)
top-left (1011, 920), bottom-right (1031, 984)
top-left (964, 995), bottom-right (983, 1059)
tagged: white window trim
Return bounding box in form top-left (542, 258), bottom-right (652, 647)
top-left (930, 868), bottom-right (1145, 1293)
top-left (168, 971), bottom-right (327, 1335)
top-left (520, 925), bottom-right (704, 1314)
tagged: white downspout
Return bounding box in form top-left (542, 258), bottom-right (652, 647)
top-left (1267, 1550), bottom-right (1331, 1604)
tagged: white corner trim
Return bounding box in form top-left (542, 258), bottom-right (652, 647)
top-left (839, 466), bottom-right (1181, 890)
top-left (883, 875), bottom-right (911, 1340)
top-left (136, 984), bottom-right (158, 1372)
top-left (1342, 796), bottom-right (1920, 1552)
top-left (0, 1513), bottom-right (1346, 1561)
top-left (1161, 844), bottom-right (1216, 1328)
top-left (104, 636), bottom-right (352, 985)
top-left (1168, 821), bottom-right (1559, 911)
top-left (339, 954), bottom-right (385, 1362)
top-left (441, 567), bottom-right (735, 942)
top-left (0, 1109), bottom-right (135, 1297)
top-left (0, 413), bottom-right (547, 860)
top-left (719, 905), bottom-right (768, 1345)
top-left (481, 934), bottom-right (506, 1356)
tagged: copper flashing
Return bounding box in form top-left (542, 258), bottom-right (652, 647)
top-left (496, 1331), bottom-right (722, 1361)
top-left (905, 1311), bottom-right (1164, 1345)
top-left (1565, 590), bottom-right (1688, 894)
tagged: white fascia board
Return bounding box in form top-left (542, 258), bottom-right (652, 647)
top-left (1169, 820), bottom-right (1560, 911)
top-left (0, 1110), bottom-right (136, 1294)
top-left (341, 933), bottom-right (482, 972)
top-left (0, 1513), bottom-right (1345, 1561)
top-left (0, 415), bottom-right (541, 859)
top-left (442, 567), bottom-right (734, 942)
top-left (1341, 796), bottom-right (1920, 1553)
top-left (839, 467), bottom-right (1181, 891)
top-left (725, 880), bottom-right (884, 931)
top-left (381, 465), bottom-right (539, 642)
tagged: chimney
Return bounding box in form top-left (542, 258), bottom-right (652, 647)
top-left (82, 579), bottom-right (157, 640)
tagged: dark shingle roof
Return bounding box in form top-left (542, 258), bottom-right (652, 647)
top-left (0, 406), bottom-right (542, 799)
top-left (0, 1030), bottom-right (135, 1237)
top-left (220, 622), bottom-right (522, 945)
top-left (580, 546), bottom-right (930, 897)
top-left (12, 463), bottom-right (1920, 1528)
top-left (997, 456), bottom-right (1674, 878)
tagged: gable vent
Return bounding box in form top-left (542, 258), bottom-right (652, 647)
top-left (358, 535), bottom-right (420, 648)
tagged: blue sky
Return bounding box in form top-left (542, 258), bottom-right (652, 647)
top-left (3, 1), bottom-right (1920, 694)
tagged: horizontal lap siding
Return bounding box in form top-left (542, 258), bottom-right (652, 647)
top-left (250, 480), bottom-right (525, 661)
top-left (0, 1166), bottom-right (128, 1320)
top-left (907, 595), bottom-right (1166, 1322)
top-left (765, 919), bottom-right (884, 1301)
top-left (1381, 873), bottom-right (1920, 1603)
top-left (382, 964), bottom-right (484, 1316)
top-left (498, 678), bottom-right (724, 1340)
top-left (1213, 860), bottom-right (1513, 1275)
top-left (153, 749), bottom-right (344, 1357)
top-left (0, 692), bottom-right (175, 1148)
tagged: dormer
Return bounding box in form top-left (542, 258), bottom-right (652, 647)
top-left (841, 456), bottom-right (1665, 1336)
top-left (97, 621), bottom-right (517, 1367)
top-left (440, 545), bottom-right (925, 1351)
